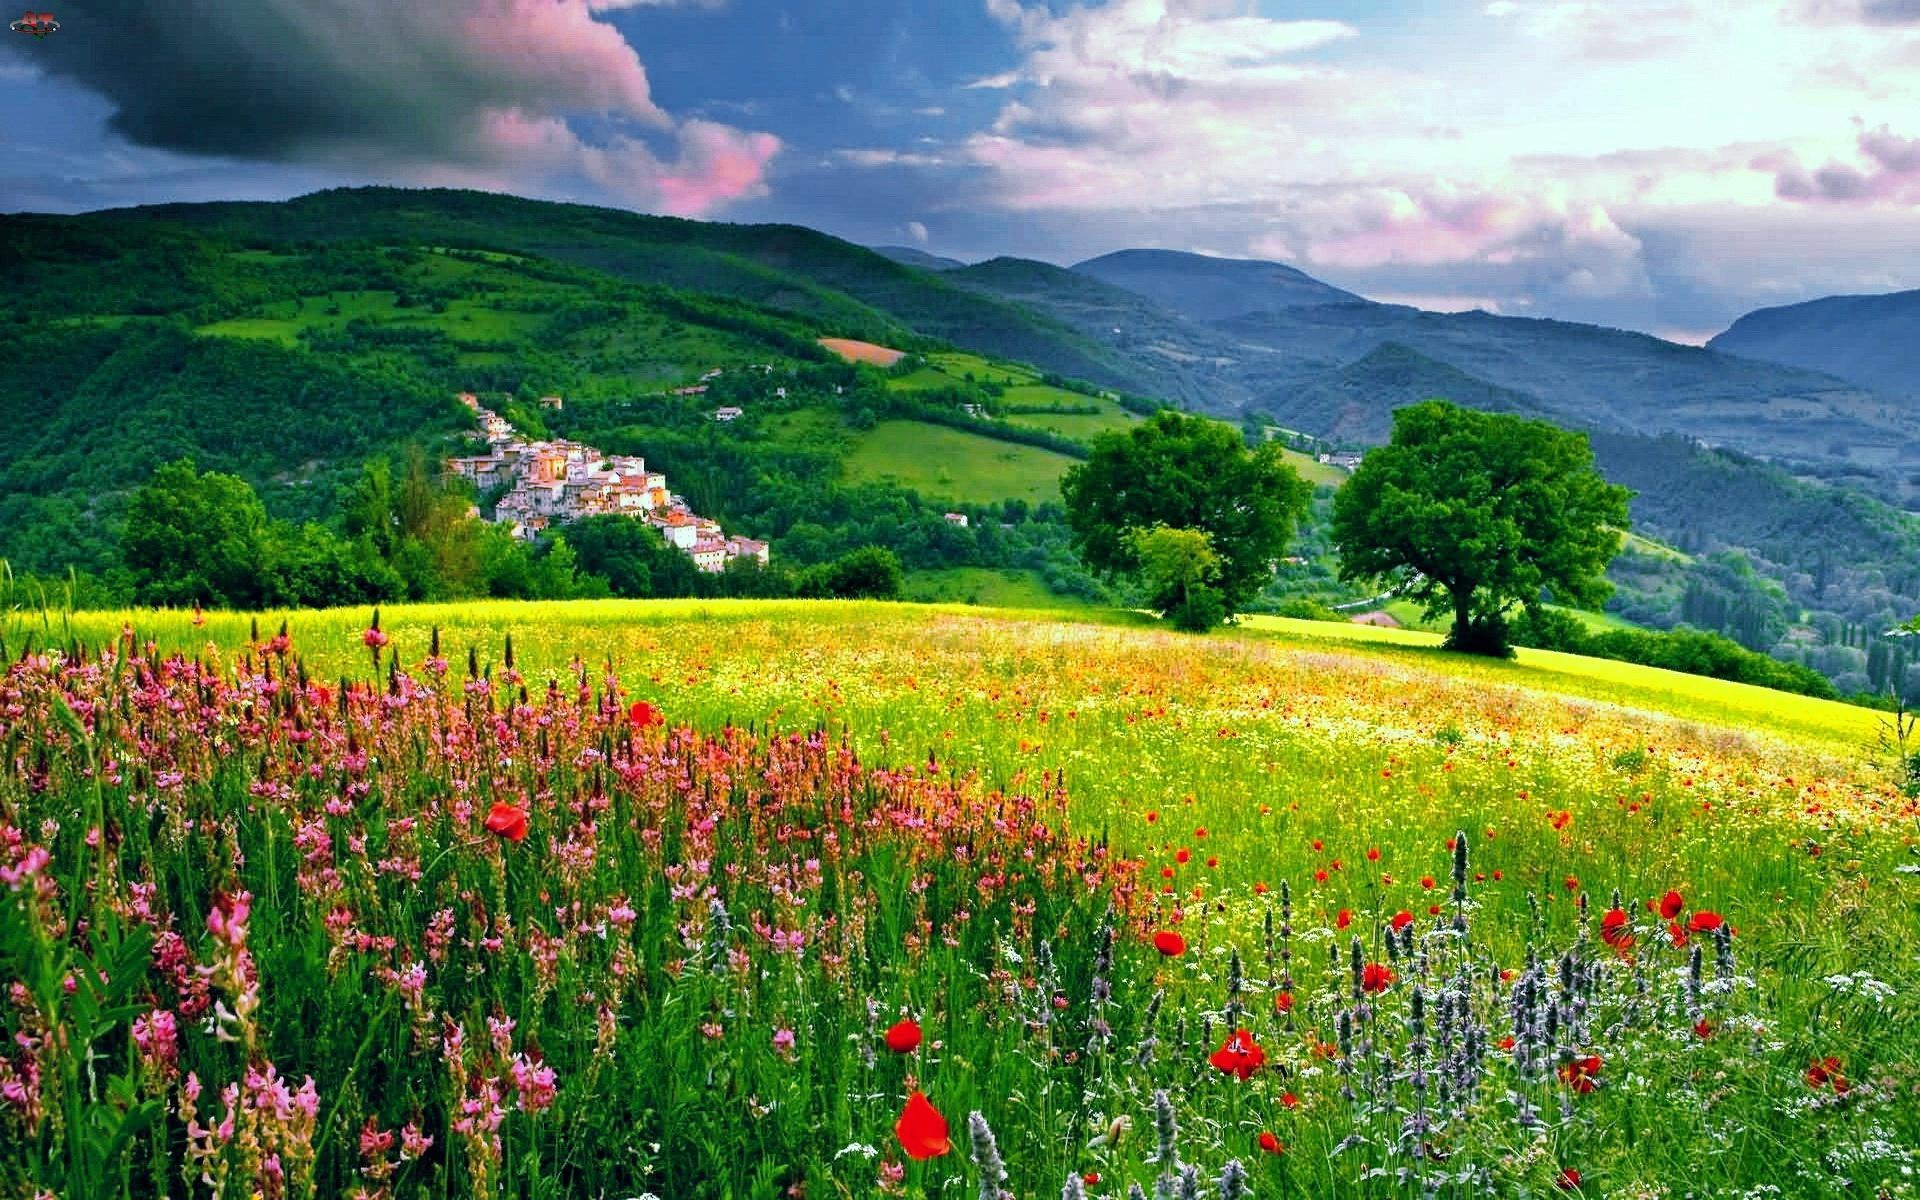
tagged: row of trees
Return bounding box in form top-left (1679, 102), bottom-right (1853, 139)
top-left (1057, 401), bottom-right (1918, 707)
top-left (1061, 402), bottom-right (1630, 657)
top-left (116, 460), bottom-right (905, 611)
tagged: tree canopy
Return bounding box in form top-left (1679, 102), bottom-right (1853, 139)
top-left (121, 460), bottom-right (272, 608)
top-left (1127, 525), bottom-right (1224, 631)
top-left (1060, 410), bottom-right (1311, 623)
top-left (1330, 400), bottom-right (1632, 656)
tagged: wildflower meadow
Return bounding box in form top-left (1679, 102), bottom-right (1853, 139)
top-left (1, 600), bottom-right (1916, 1199)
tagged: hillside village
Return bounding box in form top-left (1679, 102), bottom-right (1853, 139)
top-left (446, 392), bottom-right (769, 573)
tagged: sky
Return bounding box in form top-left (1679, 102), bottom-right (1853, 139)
top-left (3, 0), bottom-right (1918, 341)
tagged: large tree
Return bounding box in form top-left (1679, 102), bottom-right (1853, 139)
top-left (1331, 400), bottom-right (1632, 656)
top-left (1061, 410), bottom-right (1312, 623)
top-left (121, 460), bottom-right (271, 608)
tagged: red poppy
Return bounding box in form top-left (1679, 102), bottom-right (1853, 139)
top-left (1659, 890), bottom-right (1685, 920)
top-left (1420, 875), bottom-right (1436, 890)
top-left (1257, 1131), bottom-right (1284, 1155)
top-left (883, 1019), bottom-right (922, 1053)
top-left (1311, 839), bottom-right (1324, 851)
top-left (894, 1090), bottom-right (951, 1159)
top-left (1558, 1055), bottom-right (1602, 1094)
top-left (1176, 848), bottom-right (1191, 864)
top-left (1153, 931), bottom-right (1187, 957)
top-left (1557, 1168), bottom-right (1582, 1191)
top-left (1280, 1092), bottom-right (1298, 1109)
top-left (1686, 910), bottom-right (1725, 933)
top-left (1667, 921), bottom-right (1689, 948)
top-left (483, 802), bottom-right (529, 843)
top-left (1209, 1028), bottom-right (1266, 1080)
top-left (1084, 1174), bottom-right (1101, 1187)
top-left (1599, 908), bottom-right (1633, 949)
top-left (628, 700), bottom-right (663, 728)
top-left (1390, 910), bottom-right (1414, 932)
top-left (1366, 847), bottom-right (1381, 861)
top-left (1274, 991), bottom-right (1294, 1014)
top-left (1806, 1057), bottom-right (1848, 1094)
top-left (1693, 1019), bottom-right (1713, 1040)
top-left (1336, 908), bottom-right (1352, 930)
top-left (1361, 963), bottom-right (1395, 993)
top-left (1498, 1035), bottom-right (1516, 1051)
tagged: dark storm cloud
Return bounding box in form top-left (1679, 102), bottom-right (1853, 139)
top-left (1, 1), bottom-right (779, 215)
top-left (18, 2), bottom-right (656, 161)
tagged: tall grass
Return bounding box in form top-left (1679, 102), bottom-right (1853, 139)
top-left (1, 602), bottom-right (1915, 1197)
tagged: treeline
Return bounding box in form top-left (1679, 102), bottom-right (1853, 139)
top-left (1511, 608), bottom-right (1840, 700)
top-left (49, 457), bottom-right (912, 612)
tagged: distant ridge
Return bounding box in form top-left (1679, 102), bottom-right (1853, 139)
top-left (1708, 289), bottom-right (1920, 400)
top-left (871, 245), bottom-right (967, 271)
top-left (1072, 248), bottom-right (1363, 321)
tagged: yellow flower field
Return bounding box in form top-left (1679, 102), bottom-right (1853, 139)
top-left (4, 599), bottom-right (1916, 1197)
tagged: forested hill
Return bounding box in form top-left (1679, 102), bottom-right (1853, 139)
top-left (0, 216), bottom-right (850, 574)
top-left (1708, 289), bottom-right (1920, 400)
top-left (88, 187), bottom-right (1173, 399)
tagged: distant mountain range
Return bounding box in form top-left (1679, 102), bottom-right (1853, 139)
top-left (872, 246), bottom-right (967, 272)
top-left (931, 248), bottom-right (1917, 493)
top-left (1073, 248), bottom-right (1365, 318)
top-left (860, 239), bottom-right (1916, 496)
top-left (1708, 289), bottom-right (1920, 400)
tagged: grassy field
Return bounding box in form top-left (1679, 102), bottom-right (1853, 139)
top-left (3, 599), bottom-right (1915, 1197)
top-left (902, 567), bottom-right (1093, 609)
top-left (843, 419), bottom-right (1081, 504)
top-left (1000, 390), bottom-right (1141, 440)
top-left (1277, 447), bottom-right (1352, 487)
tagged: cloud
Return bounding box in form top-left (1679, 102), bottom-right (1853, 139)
top-left (1766, 124), bottom-right (1920, 204)
top-left (1800, 0), bottom-right (1920, 23)
top-left (905, 220), bottom-right (930, 244)
top-left (945, 0), bottom-right (1920, 330)
top-left (6, 0), bottom-right (777, 216)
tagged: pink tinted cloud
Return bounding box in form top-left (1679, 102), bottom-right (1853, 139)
top-left (1767, 124), bottom-right (1920, 204)
top-left (475, 110), bottom-right (779, 218)
top-left (653, 121), bottom-right (783, 216)
top-left (458, 1), bottom-right (666, 122)
top-left (1305, 192), bottom-right (1537, 269)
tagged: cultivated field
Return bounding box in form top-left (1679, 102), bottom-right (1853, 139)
top-left (1, 601), bottom-right (1915, 1198)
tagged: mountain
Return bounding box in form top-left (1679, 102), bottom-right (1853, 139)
top-left (941, 248), bottom-right (1916, 483)
top-left (1073, 248), bottom-right (1363, 320)
top-left (1277, 343), bottom-right (1558, 444)
top-left (944, 256), bottom-right (1256, 409)
top-left (872, 245), bottom-right (967, 271)
top-left (1212, 304), bottom-right (1910, 472)
top-left (1708, 290), bottom-right (1920, 400)
top-left (97, 187), bottom-right (1162, 398)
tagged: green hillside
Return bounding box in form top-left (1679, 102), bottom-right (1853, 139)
top-left (96, 187), bottom-right (1158, 395)
top-left (844, 420), bottom-right (1081, 505)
